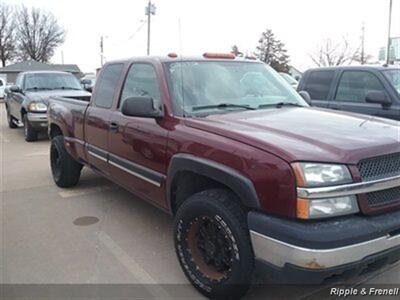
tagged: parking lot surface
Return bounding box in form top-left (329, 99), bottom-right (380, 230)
top-left (1, 102), bottom-right (399, 299)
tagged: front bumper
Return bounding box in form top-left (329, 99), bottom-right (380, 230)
top-left (249, 210), bottom-right (400, 283)
top-left (27, 112), bottom-right (48, 129)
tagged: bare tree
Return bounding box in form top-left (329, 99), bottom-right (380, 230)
top-left (309, 37), bottom-right (360, 67)
top-left (0, 2), bottom-right (17, 67)
top-left (16, 6), bottom-right (65, 62)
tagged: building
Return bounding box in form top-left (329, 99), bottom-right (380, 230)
top-left (0, 60), bottom-right (82, 84)
top-left (289, 66), bottom-right (303, 81)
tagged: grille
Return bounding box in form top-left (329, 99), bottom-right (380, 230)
top-left (358, 153), bottom-right (400, 182)
top-left (367, 186), bottom-right (400, 208)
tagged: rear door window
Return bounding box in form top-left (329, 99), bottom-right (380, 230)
top-left (335, 71), bottom-right (385, 102)
top-left (303, 71), bottom-right (335, 100)
top-left (94, 63), bottom-right (124, 108)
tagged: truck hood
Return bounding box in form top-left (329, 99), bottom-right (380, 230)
top-left (26, 90), bottom-right (91, 104)
top-left (185, 107), bottom-right (400, 164)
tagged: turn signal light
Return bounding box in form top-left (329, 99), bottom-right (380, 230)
top-left (297, 198), bottom-right (309, 219)
top-left (203, 53), bottom-right (235, 59)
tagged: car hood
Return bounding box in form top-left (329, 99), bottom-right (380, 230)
top-left (26, 89), bottom-right (91, 104)
top-left (185, 107), bottom-right (400, 164)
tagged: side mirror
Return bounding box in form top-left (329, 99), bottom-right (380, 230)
top-left (121, 96), bottom-right (162, 118)
top-left (298, 90), bottom-right (311, 105)
top-left (81, 79), bottom-right (91, 85)
top-left (365, 91), bottom-right (391, 106)
top-left (10, 85), bottom-right (22, 93)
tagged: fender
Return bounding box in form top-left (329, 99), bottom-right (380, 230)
top-left (167, 153), bottom-right (260, 210)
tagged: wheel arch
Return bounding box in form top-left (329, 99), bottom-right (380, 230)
top-left (167, 154), bottom-right (260, 215)
top-left (49, 123), bottom-right (64, 139)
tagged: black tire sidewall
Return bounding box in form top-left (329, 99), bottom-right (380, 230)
top-left (50, 135), bottom-right (81, 187)
top-left (6, 107), bottom-right (17, 128)
top-left (23, 114), bottom-right (37, 141)
top-left (174, 191), bottom-right (253, 299)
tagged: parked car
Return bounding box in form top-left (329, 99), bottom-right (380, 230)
top-left (5, 71), bottom-right (91, 142)
top-left (80, 74), bottom-right (96, 92)
top-left (48, 55), bottom-right (400, 299)
top-left (298, 66), bottom-right (400, 120)
top-left (0, 78), bottom-right (5, 99)
top-left (279, 72), bottom-right (298, 89)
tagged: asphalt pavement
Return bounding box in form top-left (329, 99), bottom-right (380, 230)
top-left (1, 103), bottom-right (399, 300)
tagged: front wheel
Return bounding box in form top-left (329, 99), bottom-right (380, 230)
top-left (23, 114), bottom-right (38, 142)
top-left (174, 189), bottom-right (254, 299)
top-left (6, 107), bottom-right (18, 128)
top-left (50, 135), bottom-right (82, 187)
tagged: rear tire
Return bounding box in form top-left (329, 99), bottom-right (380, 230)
top-left (6, 107), bottom-right (18, 129)
top-left (50, 135), bottom-right (82, 187)
top-left (174, 189), bottom-right (254, 299)
top-left (23, 114), bottom-right (38, 142)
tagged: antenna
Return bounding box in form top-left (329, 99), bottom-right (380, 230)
top-left (178, 18), bottom-right (186, 117)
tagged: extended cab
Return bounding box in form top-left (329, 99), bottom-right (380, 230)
top-left (48, 55), bottom-right (400, 299)
top-left (298, 66), bottom-right (400, 120)
top-left (5, 71), bottom-right (91, 141)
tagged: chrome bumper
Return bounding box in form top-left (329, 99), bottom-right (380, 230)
top-left (250, 230), bottom-right (400, 269)
top-left (27, 112), bottom-right (48, 123)
top-left (297, 175), bottom-right (400, 199)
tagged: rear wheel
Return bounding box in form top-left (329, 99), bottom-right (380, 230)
top-left (50, 135), bottom-right (82, 187)
top-left (174, 189), bottom-right (254, 299)
top-left (6, 107), bottom-right (18, 128)
top-left (23, 114), bottom-right (38, 142)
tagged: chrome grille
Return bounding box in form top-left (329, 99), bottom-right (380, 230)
top-left (358, 153), bottom-right (400, 182)
top-left (367, 186), bottom-right (400, 207)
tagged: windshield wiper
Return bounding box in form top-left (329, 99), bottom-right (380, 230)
top-left (192, 103), bottom-right (256, 112)
top-left (57, 87), bottom-right (82, 90)
top-left (258, 102), bottom-right (303, 109)
top-left (25, 87), bottom-right (52, 91)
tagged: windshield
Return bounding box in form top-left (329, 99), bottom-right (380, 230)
top-left (383, 70), bottom-right (400, 94)
top-left (164, 61), bottom-right (306, 116)
top-left (24, 73), bottom-right (82, 91)
top-left (279, 72), bottom-right (298, 85)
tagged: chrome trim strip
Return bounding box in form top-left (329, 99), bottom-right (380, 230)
top-left (109, 160), bottom-right (161, 187)
top-left (250, 230), bottom-right (400, 269)
top-left (88, 151), bottom-right (107, 162)
top-left (297, 175), bottom-right (400, 199)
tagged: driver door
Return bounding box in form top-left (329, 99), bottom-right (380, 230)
top-left (108, 63), bottom-right (168, 208)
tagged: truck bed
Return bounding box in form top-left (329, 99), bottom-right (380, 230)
top-left (48, 96), bottom-right (90, 161)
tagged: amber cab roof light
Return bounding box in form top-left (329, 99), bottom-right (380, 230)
top-left (203, 53), bottom-right (236, 59)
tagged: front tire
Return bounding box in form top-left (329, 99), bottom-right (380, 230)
top-left (174, 189), bottom-right (254, 299)
top-left (50, 135), bottom-right (82, 187)
top-left (6, 107), bottom-right (18, 128)
top-left (23, 114), bottom-right (38, 142)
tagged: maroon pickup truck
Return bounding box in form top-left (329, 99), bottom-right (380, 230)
top-left (48, 54), bottom-right (400, 299)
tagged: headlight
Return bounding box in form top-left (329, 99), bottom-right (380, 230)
top-left (292, 163), bottom-right (358, 219)
top-left (297, 196), bottom-right (359, 219)
top-left (28, 102), bottom-right (47, 112)
top-left (292, 163), bottom-right (353, 187)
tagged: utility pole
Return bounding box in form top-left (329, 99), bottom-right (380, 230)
top-left (61, 50), bottom-right (64, 64)
top-left (145, 0), bottom-right (156, 55)
top-left (386, 0), bottom-right (393, 65)
top-left (361, 22), bottom-right (365, 65)
top-left (100, 36), bottom-right (104, 66)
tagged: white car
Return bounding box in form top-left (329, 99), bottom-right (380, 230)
top-left (0, 78), bottom-right (5, 99)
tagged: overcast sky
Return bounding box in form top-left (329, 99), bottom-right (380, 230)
top-left (5, 0), bottom-right (400, 73)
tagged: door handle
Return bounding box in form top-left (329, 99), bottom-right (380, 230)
top-left (109, 122), bottom-right (119, 132)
